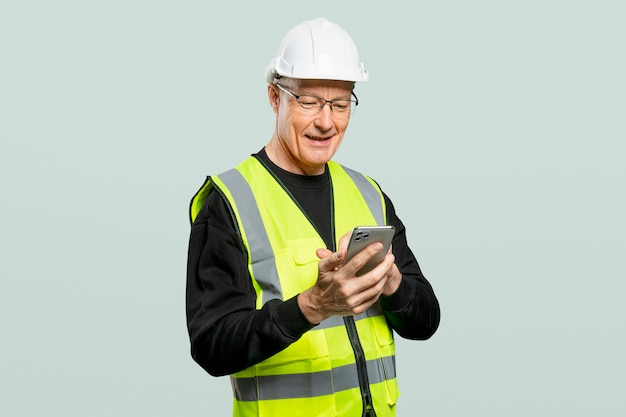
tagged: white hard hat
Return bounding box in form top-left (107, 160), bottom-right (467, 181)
top-left (265, 17), bottom-right (369, 83)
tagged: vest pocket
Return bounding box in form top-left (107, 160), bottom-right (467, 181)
top-left (288, 238), bottom-right (323, 266)
top-left (369, 316), bottom-right (399, 406)
top-left (273, 238), bottom-right (322, 299)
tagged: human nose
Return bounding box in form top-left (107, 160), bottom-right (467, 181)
top-left (314, 102), bottom-right (334, 129)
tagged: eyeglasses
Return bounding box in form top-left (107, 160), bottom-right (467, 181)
top-left (275, 84), bottom-right (358, 117)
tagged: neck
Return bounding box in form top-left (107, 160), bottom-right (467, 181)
top-left (265, 138), bottom-right (326, 176)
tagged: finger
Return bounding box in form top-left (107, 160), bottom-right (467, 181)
top-left (367, 253), bottom-right (396, 279)
top-left (383, 252), bottom-right (396, 269)
top-left (338, 230), bottom-right (352, 252)
top-left (317, 249), bottom-right (345, 273)
top-left (316, 247), bottom-right (334, 260)
top-left (347, 278), bottom-right (388, 314)
top-left (345, 252), bottom-right (394, 293)
top-left (342, 241), bottom-right (384, 276)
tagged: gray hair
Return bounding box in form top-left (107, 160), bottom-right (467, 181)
top-left (272, 76), bottom-right (301, 91)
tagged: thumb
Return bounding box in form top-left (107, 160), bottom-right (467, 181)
top-left (317, 248), bottom-right (345, 273)
top-left (316, 247), bottom-right (334, 260)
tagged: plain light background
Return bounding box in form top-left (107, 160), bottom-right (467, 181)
top-left (1, 1), bottom-right (624, 416)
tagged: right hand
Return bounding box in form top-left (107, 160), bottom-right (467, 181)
top-left (297, 231), bottom-right (396, 324)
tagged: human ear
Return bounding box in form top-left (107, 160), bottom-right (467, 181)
top-left (267, 84), bottom-right (280, 114)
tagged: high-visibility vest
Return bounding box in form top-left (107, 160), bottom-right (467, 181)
top-left (190, 156), bottom-right (399, 417)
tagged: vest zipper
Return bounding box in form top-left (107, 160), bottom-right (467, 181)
top-left (334, 173), bottom-right (374, 415)
top-left (344, 316), bottom-right (377, 417)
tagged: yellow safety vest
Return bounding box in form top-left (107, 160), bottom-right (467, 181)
top-left (190, 156), bottom-right (399, 417)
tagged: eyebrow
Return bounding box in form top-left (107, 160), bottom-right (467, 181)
top-left (297, 90), bottom-right (353, 101)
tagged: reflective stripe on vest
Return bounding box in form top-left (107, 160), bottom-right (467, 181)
top-left (315, 301), bottom-right (384, 330)
top-left (218, 168), bottom-right (283, 303)
top-left (341, 165), bottom-right (385, 227)
top-left (232, 355), bottom-right (396, 401)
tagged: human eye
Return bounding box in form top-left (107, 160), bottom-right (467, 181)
top-left (298, 96), bottom-right (321, 109)
top-left (332, 100), bottom-right (351, 112)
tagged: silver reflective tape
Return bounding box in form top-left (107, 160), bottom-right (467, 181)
top-left (367, 355), bottom-right (397, 383)
top-left (219, 169), bottom-right (283, 303)
top-left (261, 369), bottom-right (333, 400)
top-left (382, 355), bottom-right (396, 380)
top-left (314, 303), bottom-right (384, 330)
top-left (315, 316), bottom-right (344, 330)
top-left (231, 356), bottom-right (396, 402)
top-left (341, 165), bottom-right (385, 225)
top-left (331, 362), bottom-right (359, 392)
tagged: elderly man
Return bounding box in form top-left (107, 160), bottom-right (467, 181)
top-left (187, 17), bottom-right (440, 417)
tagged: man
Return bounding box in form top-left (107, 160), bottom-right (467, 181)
top-left (187, 17), bottom-right (440, 417)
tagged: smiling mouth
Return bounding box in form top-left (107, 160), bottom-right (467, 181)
top-left (307, 134), bottom-right (332, 141)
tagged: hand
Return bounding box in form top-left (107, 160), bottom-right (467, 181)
top-left (381, 258), bottom-right (402, 296)
top-left (297, 230), bottom-right (400, 324)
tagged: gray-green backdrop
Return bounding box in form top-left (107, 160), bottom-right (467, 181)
top-left (1, 1), bottom-right (624, 416)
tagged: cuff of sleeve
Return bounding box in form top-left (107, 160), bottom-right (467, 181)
top-left (380, 276), bottom-right (414, 313)
top-left (274, 295), bottom-right (316, 339)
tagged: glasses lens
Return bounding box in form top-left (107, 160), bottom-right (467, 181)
top-left (297, 96), bottom-right (322, 111)
top-left (297, 97), bottom-right (354, 117)
top-left (331, 100), bottom-right (352, 114)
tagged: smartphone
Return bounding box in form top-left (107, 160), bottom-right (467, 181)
top-left (344, 226), bottom-right (395, 276)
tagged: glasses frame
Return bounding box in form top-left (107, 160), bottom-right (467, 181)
top-left (275, 83), bottom-right (359, 116)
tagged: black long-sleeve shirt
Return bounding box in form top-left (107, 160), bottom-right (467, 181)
top-left (186, 149), bottom-right (440, 376)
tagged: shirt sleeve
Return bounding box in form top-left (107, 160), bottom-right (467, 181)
top-left (186, 189), bottom-right (315, 376)
top-left (379, 192), bottom-right (441, 340)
